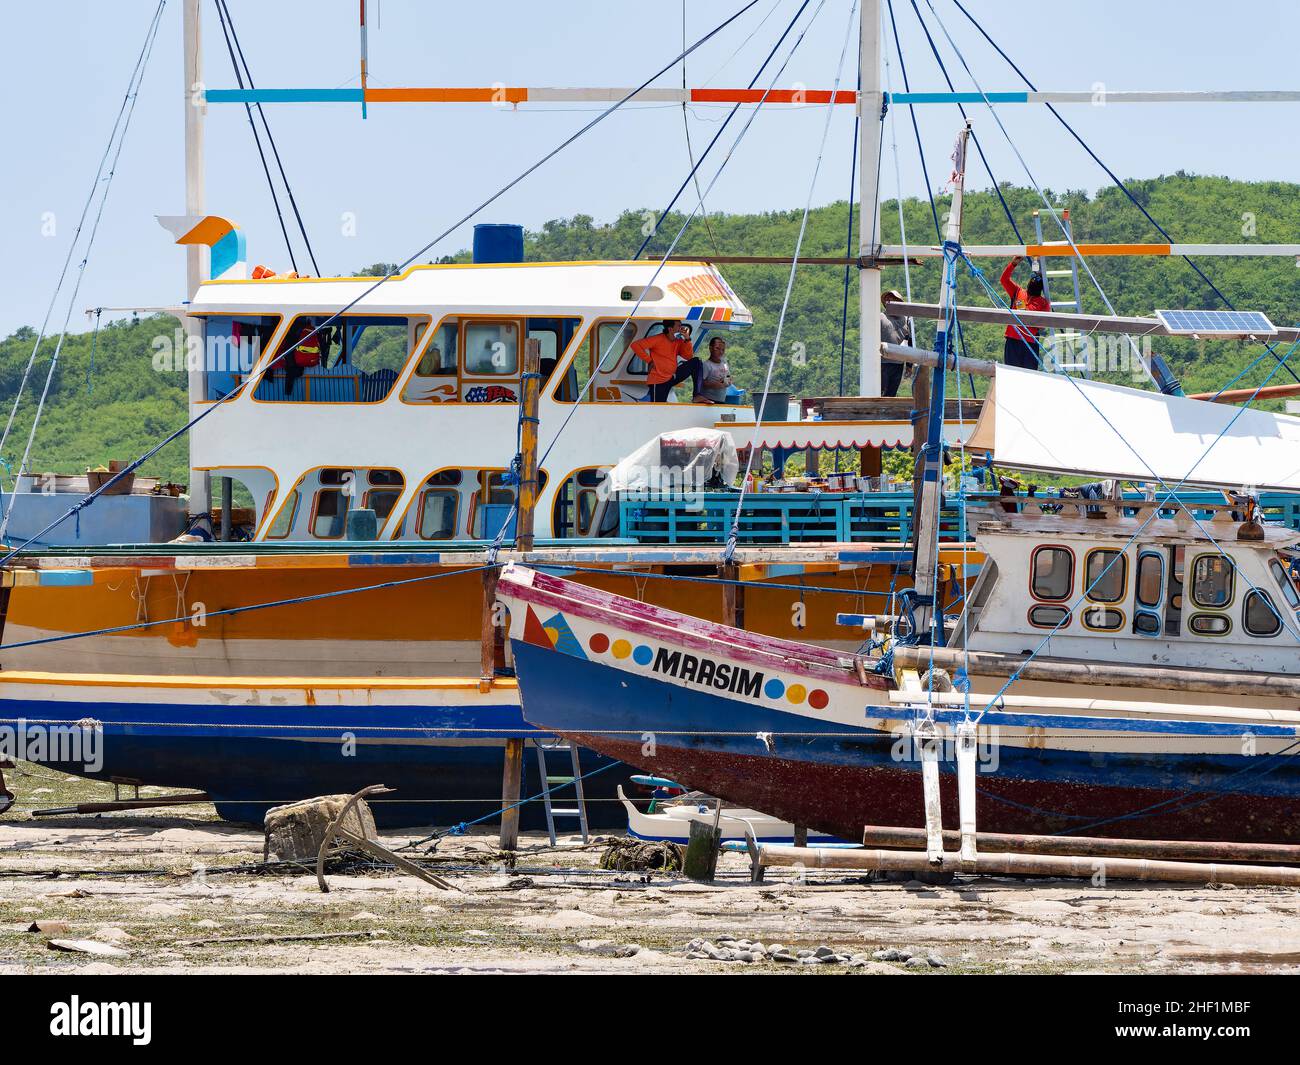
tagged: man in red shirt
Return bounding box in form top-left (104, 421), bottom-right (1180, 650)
top-left (632, 320), bottom-right (710, 403)
top-left (1000, 256), bottom-right (1051, 370)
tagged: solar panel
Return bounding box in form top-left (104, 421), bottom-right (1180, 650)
top-left (1155, 309), bottom-right (1276, 337)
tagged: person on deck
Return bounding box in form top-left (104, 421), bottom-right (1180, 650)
top-left (1000, 256), bottom-right (1051, 370)
top-left (700, 336), bottom-right (733, 403)
top-left (632, 319), bottom-right (711, 403)
top-left (880, 289), bottom-right (913, 397)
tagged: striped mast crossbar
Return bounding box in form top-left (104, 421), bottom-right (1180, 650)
top-left (201, 88), bottom-right (1300, 106)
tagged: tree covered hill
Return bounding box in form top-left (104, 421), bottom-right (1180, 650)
top-left (3, 173), bottom-right (1299, 489)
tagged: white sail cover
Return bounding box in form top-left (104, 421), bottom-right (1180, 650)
top-left (606, 427), bottom-right (740, 495)
top-left (967, 365), bottom-right (1300, 491)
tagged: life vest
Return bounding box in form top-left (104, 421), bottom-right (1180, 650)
top-left (290, 331), bottom-right (321, 368)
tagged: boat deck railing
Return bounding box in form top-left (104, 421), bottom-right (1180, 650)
top-left (619, 490), bottom-right (1300, 546)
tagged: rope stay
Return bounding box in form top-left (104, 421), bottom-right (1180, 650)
top-left (0, 0), bottom-right (763, 568)
top-left (486, 0), bottom-right (831, 564)
top-left (724, 0), bottom-right (861, 564)
top-left (945, 0), bottom-right (1300, 388)
top-left (0, 0), bottom-right (167, 541)
top-left (215, 0), bottom-right (321, 276)
top-left (0, 0), bottom-right (168, 483)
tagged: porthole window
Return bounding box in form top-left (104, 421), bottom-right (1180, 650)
top-left (1133, 612), bottom-right (1161, 636)
top-left (1189, 614), bottom-right (1231, 636)
top-left (1031, 546), bottom-right (1073, 602)
top-left (1082, 606), bottom-right (1124, 631)
top-left (1191, 555), bottom-right (1235, 609)
top-left (1028, 605), bottom-right (1070, 629)
top-left (1084, 549), bottom-right (1127, 604)
top-left (1244, 590), bottom-right (1283, 638)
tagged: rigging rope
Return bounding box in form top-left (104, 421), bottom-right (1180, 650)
top-left (724, 0), bottom-right (860, 564)
top-left (680, 0), bottom-right (721, 257)
top-left (214, 0), bottom-right (298, 274)
top-left (0, 1), bottom-right (763, 568)
top-left (0, 0), bottom-right (167, 481)
top-left (946, 0), bottom-right (1300, 388)
top-left (0, 1), bottom-right (167, 541)
top-left (217, 0), bottom-right (321, 276)
top-left (634, 0), bottom-right (813, 260)
top-left (482, 0), bottom-right (829, 565)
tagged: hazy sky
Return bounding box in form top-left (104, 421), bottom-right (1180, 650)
top-left (4, 0), bottom-right (1299, 337)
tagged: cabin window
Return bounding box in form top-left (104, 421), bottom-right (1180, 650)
top-left (1243, 589), bottom-right (1283, 637)
top-left (363, 469), bottom-right (405, 522)
top-left (555, 319), bottom-right (714, 403)
top-left (255, 314), bottom-right (425, 403)
top-left (1084, 549), bottom-right (1127, 604)
top-left (552, 467), bottom-right (613, 538)
top-left (202, 314), bottom-right (282, 400)
top-left (1189, 614), bottom-right (1231, 637)
top-left (1270, 559), bottom-right (1300, 609)
top-left (311, 488), bottom-right (348, 538)
top-left (1164, 545), bottom-right (1186, 638)
top-left (401, 319), bottom-right (460, 403)
top-left (1191, 554), bottom-right (1235, 609)
top-left (1082, 606), bottom-right (1124, 631)
top-left (1028, 604), bottom-right (1070, 629)
top-left (1132, 550), bottom-right (1164, 637)
top-left (1135, 552), bottom-right (1164, 608)
top-left (464, 321), bottom-right (519, 375)
top-left (265, 489), bottom-right (300, 539)
top-left (1030, 546), bottom-right (1073, 602)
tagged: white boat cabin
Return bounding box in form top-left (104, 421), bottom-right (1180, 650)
top-left (183, 255), bottom-right (755, 541)
top-left (959, 498), bottom-right (1300, 673)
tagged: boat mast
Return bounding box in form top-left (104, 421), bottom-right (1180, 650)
top-left (911, 121), bottom-right (973, 643)
top-left (183, 0), bottom-right (209, 520)
top-left (858, 0), bottom-right (883, 397)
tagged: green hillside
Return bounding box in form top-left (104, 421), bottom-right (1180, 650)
top-left (3, 173), bottom-right (1299, 490)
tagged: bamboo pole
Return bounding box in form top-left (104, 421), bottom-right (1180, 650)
top-left (859, 825), bottom-right (1300, 865)
top-left (515, 337), bottom-right (542, 554)
top-left (881, 341), bottom-right (995, 377)
top-left (892, 644), bottom-right (1300, 699)
top-left (756, 844), bottom-right (1300, 887)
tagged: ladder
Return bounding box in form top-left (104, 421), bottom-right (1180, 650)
top-left (1032, 208), bottom-right (1089, 376)
top-left (533, 737), bottom-right (590, 845)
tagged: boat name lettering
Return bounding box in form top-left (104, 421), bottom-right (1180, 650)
top-left (651, 647), bottom-right (764, 698)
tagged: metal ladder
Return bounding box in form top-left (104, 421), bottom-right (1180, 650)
top-left (1032, 208), bottom-right (1089, 376)
top-left (534, 737), bottom-right (590, 845)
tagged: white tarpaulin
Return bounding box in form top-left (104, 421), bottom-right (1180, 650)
top-left (967, 365), bottom-right (1300, 490)
top-left (606, 428), bottom-right (741, 494)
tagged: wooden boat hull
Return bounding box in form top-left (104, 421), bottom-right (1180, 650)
top-left (500, 565), bottom-right (1300, 844)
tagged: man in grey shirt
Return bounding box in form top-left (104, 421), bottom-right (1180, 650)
top-left (700, 336), bottom-right (733, 403)
top-left (880, 290), bottom-right (913, 398)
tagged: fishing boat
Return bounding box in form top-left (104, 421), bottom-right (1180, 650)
top-left (7, 1), bottom-right (1300, 833)
top-left (618, 785), bottom-right (842, 846)
top-left (499, 119), bottom-right (1300, 847)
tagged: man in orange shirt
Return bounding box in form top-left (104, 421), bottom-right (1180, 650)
top-left (1000, 256), bottom-right (1051, 370)
top-left (632, 320), bottom-right (711, 403)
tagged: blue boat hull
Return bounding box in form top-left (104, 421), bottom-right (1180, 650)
top-left (0, 692), bottom-right (625, 828)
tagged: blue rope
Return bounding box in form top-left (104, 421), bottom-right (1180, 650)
top-left (0, 563), bottom-right (502, 653)
top-left (429, 758), bottom-right (625, 842)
